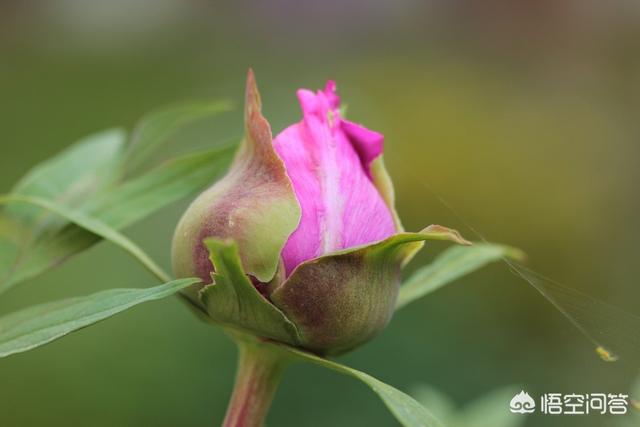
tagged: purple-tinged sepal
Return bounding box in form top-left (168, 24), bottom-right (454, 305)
top-left (172, 70), bottom-right (301, 298)
top-left (269, 225), bottom-right (471, 355)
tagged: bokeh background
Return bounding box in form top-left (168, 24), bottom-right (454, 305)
top-left (1, 1), bottom-right (639, 426)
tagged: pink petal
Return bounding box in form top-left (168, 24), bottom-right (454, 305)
top-left (341, 119), bottom-right (383, 179)
top-left (273, 82), bottom-right (396, 275)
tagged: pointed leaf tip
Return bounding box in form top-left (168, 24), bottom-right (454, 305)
top-left (422, 224), bottom-right (472, 246)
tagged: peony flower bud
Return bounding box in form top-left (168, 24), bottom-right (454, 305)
top-left (271, 80), bottom-right (398, 275)
top-left (172, 71), bottom-right (469, 355)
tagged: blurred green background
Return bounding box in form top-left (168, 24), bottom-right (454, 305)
top-left (1, 1), bottom-right (639, 426)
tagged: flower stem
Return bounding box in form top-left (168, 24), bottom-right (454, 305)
top-left (222, 338), bottom-right (289, 427)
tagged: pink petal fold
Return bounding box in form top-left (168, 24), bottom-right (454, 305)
top-left (273, 81), bottom-right (396, 275)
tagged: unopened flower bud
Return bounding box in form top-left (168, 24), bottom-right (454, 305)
top-left (172, 71), bottom-right (469, 355)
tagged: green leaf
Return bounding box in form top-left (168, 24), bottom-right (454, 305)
top-left (0, 99), bottom-right (234, 295)
top-left (0, 129), bottom-right (125, 292)
top-left (7, 129), bottom-right (123, 257)
top-left (0, 194), bottom-right (171, 283)
top-left (197, 239), bottom-right (300, 345)
top-left (124, 100), bottom-right (233, 174)
top-left (87, 144), bottom-right (236, 229)
top-left (11, 128), bottom-right (125, 211)
top-left (270, 342), bottom-right (444, 427)
top-left (396, 244), bottom-right (525, 310)
top-left (0, 278), bottom-right (200, 358)
top-left (0, 143), bottom-right (236, 294)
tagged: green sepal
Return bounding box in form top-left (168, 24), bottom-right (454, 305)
top-left (172, 70), bottom-right (301, 284)
top-left (270, 225), bottom-right (470, 355)
top-left (195, 238), bottom-right (301, 345)
top-left (370, 155), bottom-right (404, 231)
